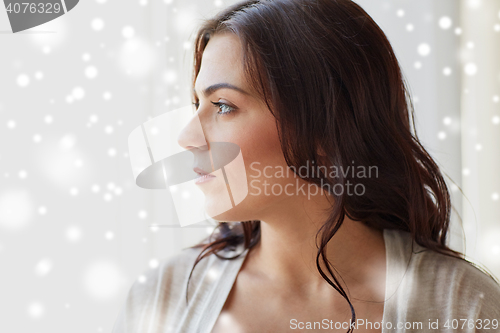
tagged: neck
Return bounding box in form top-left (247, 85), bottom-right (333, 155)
top-left (243, 192), bottom-right (386, 301)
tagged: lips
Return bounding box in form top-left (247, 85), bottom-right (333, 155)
top-left (193, 166), bottom-right (215, 177)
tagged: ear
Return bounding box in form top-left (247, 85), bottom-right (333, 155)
top-left (316, 145), bottom-right (327, 157)
top-left (315, 145), bottom-right (329, 172)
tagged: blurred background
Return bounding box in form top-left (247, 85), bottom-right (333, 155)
top-left (0, 0), bottom-right (499, 332)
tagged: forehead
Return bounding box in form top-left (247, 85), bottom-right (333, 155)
top-left (194, 33), bottom-right (246, 93)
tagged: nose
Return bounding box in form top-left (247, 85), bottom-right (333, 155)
top-left (177, 112), bottom-right (209, 151)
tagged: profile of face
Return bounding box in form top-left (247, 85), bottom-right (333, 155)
top-left (177, 33), bottom-right (324, 222)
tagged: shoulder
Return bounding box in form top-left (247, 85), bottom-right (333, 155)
top-left (112, 245), bottom-right (247, 333)
top-left (385, 229), bottom-right (500, 320)
top-left (411, 246), bottom-right (500, 315)
top-left (128, 246), bottom-right (205, 300)
top-left (111, 246), bottom-right (207, 333)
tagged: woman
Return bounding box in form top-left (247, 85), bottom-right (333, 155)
top-left (113, 0), bottom-right (500, 332)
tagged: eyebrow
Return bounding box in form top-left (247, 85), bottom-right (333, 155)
top-left (193, 83), bottom-right (249, 98)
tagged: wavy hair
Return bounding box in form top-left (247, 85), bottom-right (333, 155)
top-left (185, 0), bottom-right (465, 330)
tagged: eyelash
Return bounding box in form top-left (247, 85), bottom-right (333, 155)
top-left (192, 101), bottom-right (236, 116)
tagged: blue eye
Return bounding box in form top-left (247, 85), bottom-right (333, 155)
top-left (211, 101), bottom-right (235, 116)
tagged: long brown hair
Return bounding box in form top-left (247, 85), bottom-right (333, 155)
top-left (186, 0), bottom-right (464, 330)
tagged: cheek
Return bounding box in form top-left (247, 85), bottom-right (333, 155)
top-left (241, 129), bottom-right (283, 170)
top-left (237, 125), bottom-right (296, 194)
top-left (201, 114), bottom-right (294, 220)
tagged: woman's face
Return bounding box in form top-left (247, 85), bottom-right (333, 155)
top-left (177, 33), bottom-right (318, 222)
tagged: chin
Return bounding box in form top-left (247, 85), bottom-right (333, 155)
top-left (206, 209), bottom-right (243, 223)
top-left (203, 196), bottom-right (255, 222)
